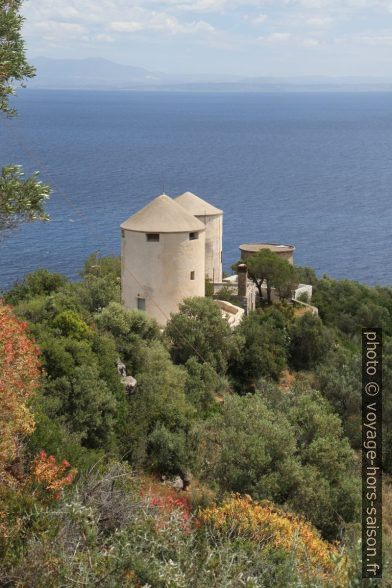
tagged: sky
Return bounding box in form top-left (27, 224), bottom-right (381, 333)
top-left (22, 0), bottom-right (392, 78)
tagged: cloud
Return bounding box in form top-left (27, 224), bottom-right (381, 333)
top-left (258, 32), bottom-right (292, 43)
top-left (29, 20), bottom-right (88, 43)
top-left (305, 16), bottom-right (333, 26)
top-left (251, 14), bottom-right (268, 24)
top-left (23, 1), bottom-right (217, 45)
top-left (175, 0), bottom-right (228, 12)
top-left (364, 34), bottom-right (392, 44)
top-left (94, 33), bottom-right (114, 43)
top-left (347, 33), bottom-right (392, 45)
top-left (258, 31), bottom-right (321, 47)
top-left (110, 15), bottom-right (215, 34)
top-left (20, 0), bottom-right (392, 77)
top-left (110, 21), bottom-right (144, 33)
top-left (301, 37), bottom-right (320, 46)
top-left (34, 21), bottom-right (86, 35)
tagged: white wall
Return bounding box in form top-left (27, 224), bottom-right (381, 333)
top-left (294, 284), bottom-right (313, 301)
top-left (196, 214), bottom-right (222, 283)
top-left (121, 229), bottom-right (205, 326)
top-left (251, 282), bottom-right (313, 304)
top-left (215, 300), bottom-right (245, 329)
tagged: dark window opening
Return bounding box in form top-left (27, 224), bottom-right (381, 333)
top-left (189, 232), bottom-right (198, 240)
top-left (137, 297), bottom-right (146, 311)
top-left (146, 233), bottom-right (160, 242)
top-left (121, 229), bottom-right (125, 238)
top-left (190, 271), bottom-right (195, 280)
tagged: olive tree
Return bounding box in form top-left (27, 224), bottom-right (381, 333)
top-left (289, 312), bottom-right (334, 370)
top-left (235, 250), bottom-right (298, 304)
top-left (165, 297), bottom-right (233, 374)
top-left (198, 385), bottom-right (360, 539)
top-left (0, 1), bottom-right (50, 233)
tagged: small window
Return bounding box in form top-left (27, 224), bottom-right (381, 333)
top-left (146, 233), bottom-right (160, 242)
top-left (189, 232), bottom-right (198, 240)
top-left (190, 271), bottom-right (195, 280)
top-left (121, 229), bottom-right (125, 238)
top-left (137, 297), bottom-right (146, 311)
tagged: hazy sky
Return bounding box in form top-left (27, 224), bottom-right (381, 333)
top-left (22, 0), bottom-right (392, 77)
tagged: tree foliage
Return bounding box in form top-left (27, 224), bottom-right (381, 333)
top-left (198, 385), bottom-right (360, 539)
top-left (81, 252), bottom-right (121, 280)
top-left (2, 255), bottom-right (390, 582)
top-left (312, 275), bottom-right (392, 337)
top-left (4, 268), bottom-right (68, 305)
top-left (0, 303), bottom-right (41, 484)
top-left (198, 393), bottom-right (299, 501)
top-left (235, 249), bottom-right (299, 304)
top-left (200, 495), bottom-right (349, 586)
top-left (184, 357), bottom-right (222, 417)
top-left (127, 341), bottom-right (195, 473)
top-left (51, 310), bottom-right (92, 340)
top-left (0, 0), bottom-right (35, 116)
top-left (165, 297), bottom-right (233, 374)
top-left (316, 348), bottom-right (362, 447)
top-left (273, 261), bottom-right (299, 301)
top-left (77, 254), bottom-right (121, 312)
top-left (0, 165), bottom-right (51, 232)
top-left (0, 463), bottom-right (356, 588)
top-left (229, 307), bottom-right (289, 390)
top-left (0, 3), bottom-right (51, 233)
top-left (289, 312), bottom-right (334, 370)
top-left (95, 301), bottom-right (160, 372)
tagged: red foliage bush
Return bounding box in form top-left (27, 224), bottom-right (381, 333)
top-left (29, 450), bottom-right (77, 500)
top-left (140, 484), bottom-right (192, 532)
top-left (0, 303), bottom-right (41, 483)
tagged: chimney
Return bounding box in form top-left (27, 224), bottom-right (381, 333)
top-left (237, 264), bottom-right (247, 297)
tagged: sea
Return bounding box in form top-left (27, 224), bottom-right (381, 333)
top-left (1, 90), bottom-right (392, 290)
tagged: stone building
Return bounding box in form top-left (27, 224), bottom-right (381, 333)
top-left (239, 243), bottom-right (295, 265)
top-left (175, 192), bottom-right (223, 283)
top-left (121, 194), bottom-right (206, 326)
top-left (121, 192), bottom-right (312, 326)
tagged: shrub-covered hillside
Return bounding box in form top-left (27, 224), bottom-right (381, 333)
top-left (1, 254), bottom-right (391, 586)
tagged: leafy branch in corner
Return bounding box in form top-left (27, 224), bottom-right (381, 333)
top-left (0, 165), bottom-right (51, 232)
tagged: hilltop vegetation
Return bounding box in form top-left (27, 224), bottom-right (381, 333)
top-left (0, 253), bottom-right (391, 586)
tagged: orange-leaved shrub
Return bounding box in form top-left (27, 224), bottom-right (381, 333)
top-left (199, 494), bottom-right (349, 587)
top-left (28, 450), bottom-right (77, 500)
top-left (140, 482), bottom-right (192, 532)
top-left (0, 302), bottom-right (41, 484)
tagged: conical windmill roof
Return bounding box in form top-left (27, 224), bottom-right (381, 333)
top-left (175, 192), bottom-right (223, 216)
top-left (121, 194), bottom-right (206, 233)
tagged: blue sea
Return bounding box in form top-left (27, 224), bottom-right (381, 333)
top-left (1, 90), bottom-right (392, 289)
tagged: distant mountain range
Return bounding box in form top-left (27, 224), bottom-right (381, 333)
top-left (28, 57), bottom-right (392, 92)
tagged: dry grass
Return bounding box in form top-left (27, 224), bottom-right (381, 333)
top-left (293, 306), bottom-right (310, 318)
top-left (279, 369), bottom-right (297, 390)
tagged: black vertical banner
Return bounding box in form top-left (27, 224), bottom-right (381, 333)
top-left (362, 328), bottom-right (382, 579)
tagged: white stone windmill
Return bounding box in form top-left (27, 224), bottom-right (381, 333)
top-left (175, 191), bottom-right (223, 284)
top-left (121, 194), bottom-right (206, 326)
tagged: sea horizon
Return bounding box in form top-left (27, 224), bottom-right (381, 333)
top-left (1, 89), bottom-right (392, 289)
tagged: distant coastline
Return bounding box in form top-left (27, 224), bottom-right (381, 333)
top-left (27, 57), bottom-right (392, 93)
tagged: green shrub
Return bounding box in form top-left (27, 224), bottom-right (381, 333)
top-left (4, 268), bottom-right (68, 304)
top-left (52, 310), bottom-right (92, 340)
top-left (198, 385), bottom-right (360, 540)
top-left (229, 307), bottom-right (289, 390)
top-left (165, 297), bottom-right (233, 374)
top-left (289, 312), bottom-right (334, 370)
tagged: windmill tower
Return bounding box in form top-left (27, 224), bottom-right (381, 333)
top-left (175, 191), bottom-right (223, 284)
top-left (121, 194), bottom-right (206, 325)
